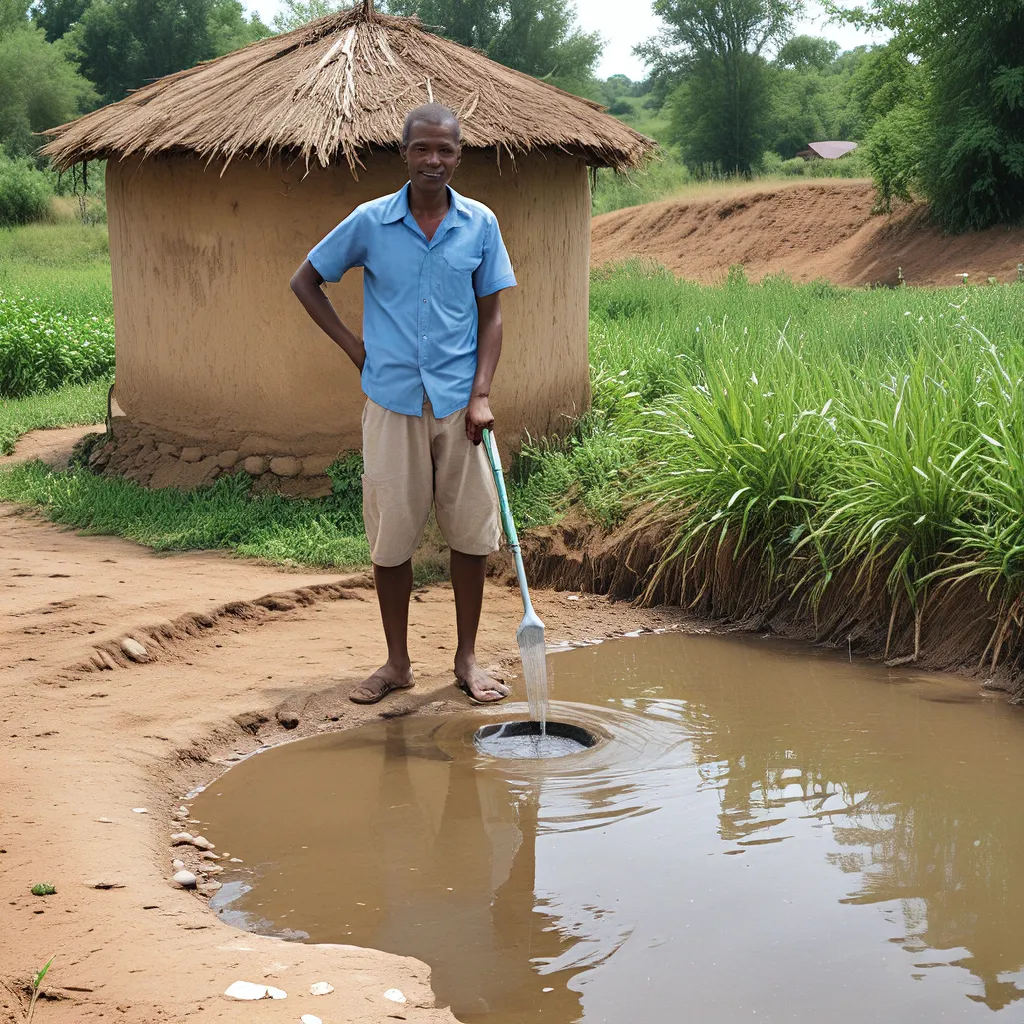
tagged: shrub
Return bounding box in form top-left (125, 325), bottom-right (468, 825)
top-left (0, 157), bottom-right (54, 227)
top-left (0, 294), bottom-right (115, 397)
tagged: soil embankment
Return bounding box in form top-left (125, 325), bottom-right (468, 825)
top-left (518, 513), bottom-right (1023, 699)
top-left (591, 180), bottom-right (1024, 286)
top-left (0, 498), bottom-right (687, 1024)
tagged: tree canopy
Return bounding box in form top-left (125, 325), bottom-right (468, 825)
top-left (380, 0), bottom-right (601, 90)
top-left (640, 0), bottom-right (803, 173)
top-left (0, 0), bottom-right (94, 159)
top-left (830, 0), bottom-right (1024, 229)
top-left (65, 0), bottom-right (270, 104)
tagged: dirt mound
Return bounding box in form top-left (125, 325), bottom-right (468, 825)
top-left (591, 180), bottom-right (1024, 287)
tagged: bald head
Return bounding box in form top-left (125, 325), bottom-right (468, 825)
top-left (402, 103), bottom-right (461, 148)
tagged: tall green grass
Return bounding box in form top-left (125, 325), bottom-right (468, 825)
top-left (514, 264), bottom-right (1024, 659)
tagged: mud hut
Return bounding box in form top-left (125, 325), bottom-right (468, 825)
top-left (43, 2), bottom-right (653, 495)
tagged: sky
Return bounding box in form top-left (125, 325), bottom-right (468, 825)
top-left (245, 1), bottom-right (889, 80)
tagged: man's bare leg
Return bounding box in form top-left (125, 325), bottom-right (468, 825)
top-left (349, 560), bottom-right (417, 703)
top-left (450, 549), bottom-right (510, 702)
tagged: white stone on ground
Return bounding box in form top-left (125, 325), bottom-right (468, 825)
top-left (301, 1016), bottom-right (323, 1024)
top-left (309, 982), bottom-right (334, 996)
top-left (191, 835), bottom-right (214, 850)
top-left (131, 807), bottom-right (148, 813)
top-left (266, 986), bottom-right (287, 999)
top-left (383, 988), bottom-right (407, 1003)
top-left (170, 832), bottom-right (194, 845)
top-left (119, 637), bottom-right (149, 662)
top-left (224, 981), bottom-right (267, 1000)
top-left (172, 870), bottom-right (197, 889)
top-left (171, 859), bottom-right (185, 871)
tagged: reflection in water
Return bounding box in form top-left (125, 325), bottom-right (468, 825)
top-left (193, 632), bottom-right (1024, 1022)
top-left (366, 723), bottom-right (585, 1021)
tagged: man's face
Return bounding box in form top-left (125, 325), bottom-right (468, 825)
top-left (402, 119), bottom-right (461, 196)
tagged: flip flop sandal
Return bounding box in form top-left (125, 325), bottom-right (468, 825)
top-left (350, 672), bottom-right (410, 705)
top-left (455, 677), bottom-right (509, 705)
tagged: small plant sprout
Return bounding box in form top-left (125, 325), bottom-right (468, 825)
top-left (956, 272), bottom-right (969, 286)
top-left (27, 955), bottom-right (55, 1023)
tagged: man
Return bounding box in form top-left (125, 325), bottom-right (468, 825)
top-left (290, 102), bottom-right (516, 705)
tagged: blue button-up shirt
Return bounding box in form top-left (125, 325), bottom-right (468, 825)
top-left (307, 183), bottom-right (517, 418)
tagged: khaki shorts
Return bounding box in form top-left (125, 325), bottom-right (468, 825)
top-left (361, 398), bottom-right (501, 567)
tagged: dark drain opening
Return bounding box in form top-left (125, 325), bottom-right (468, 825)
top-left (474, 720), bottom-right (598, 759)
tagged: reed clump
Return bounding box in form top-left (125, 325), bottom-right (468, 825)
top-left (515, 262), bottom-right (1024, 681)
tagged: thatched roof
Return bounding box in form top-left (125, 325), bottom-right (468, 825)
top-left (43, 3), bottom-right (654, 174)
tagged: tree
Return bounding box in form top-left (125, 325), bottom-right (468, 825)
top-left (30, 0), bottom-right (89, 42)
top-left (65, 0), bottom-right (270, 105)
top-left (775, 34), bottom-right (838, 71)
top-left (766, 39), bottom-right (866, 158)
top-left (669, 51), bottom-right (775, 171)
top-left (830, 0), bottom-right (1024, 230)
top-left (273, 0), bottom-right (352, 33)
top-left (640, 0), bottom-right (803, 173)
top-left (384, 0), bottom-right (602, 91)
top-left (0, 2), bottom-right (95, 159)
top-left (847, 38), bottom-right (918, 134)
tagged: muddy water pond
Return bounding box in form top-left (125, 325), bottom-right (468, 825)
top-left (192, 633), bottom-right (1024, 1022)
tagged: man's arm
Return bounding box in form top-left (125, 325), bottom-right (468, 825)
top-left (290, 260), bottom-right (366, 371)
top-left (465, 291), bottom-right (503, 445)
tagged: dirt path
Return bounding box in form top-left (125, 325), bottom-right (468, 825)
top-left (0, 503), bottom-right (688, 1024)
top-left (0, 424), bottom-right (101, 471)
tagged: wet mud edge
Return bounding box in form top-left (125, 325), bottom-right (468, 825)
top-left (157, 597), bottom-right (703, 923)
top-left (505, 512), bottom-right (1024, 699)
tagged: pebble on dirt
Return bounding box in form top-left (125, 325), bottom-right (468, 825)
top-left (309, 982), bottom-right (334, 996)
top-left (191, 835), bottom-right (215, 850)
top-left (224, 981), bottom-right (267, 1000)
top-left (172, 870), bottom-right (197, 889)
top-left (383, 989), bottom-right (407, 1003)
top-left (172, 859), bottom-right (185, 871)
top-left (301, 1015), bottom-right (323, 1024)
top-left (120, 637), bottom-right (150, 662)
top-left (170, 832), bottom-right (194, 845)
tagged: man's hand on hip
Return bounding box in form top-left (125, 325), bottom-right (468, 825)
top-left (465, 395), bottom-right (494, 445)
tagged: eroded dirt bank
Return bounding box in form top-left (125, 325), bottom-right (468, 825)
top-left (0, 503), bottom-right (689, 1024)
top-left (591, 180), bottom-right (1024, 286)
top-left (518, 515), bottom-right (1023, 697)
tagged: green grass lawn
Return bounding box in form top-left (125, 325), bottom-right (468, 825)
top-left (0, 222), bottom-right (112, 315)
top-left (0, 453), bottom-right (372, 569)
top-left (0, 379), bottom-right (110, 454)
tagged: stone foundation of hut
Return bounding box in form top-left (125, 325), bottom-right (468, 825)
top-left (87, 417), bottom-right (340, 498)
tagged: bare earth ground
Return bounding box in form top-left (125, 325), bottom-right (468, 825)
top-left (0, 464), bottom-right (690, 1024)
top-left (591, 179), bottom-right (1024, 286)
top-left (0, 424), bottom-right (100, 471)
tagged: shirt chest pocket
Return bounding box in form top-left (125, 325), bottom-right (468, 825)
top-left (439, 249), bottom-right (481, 311)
